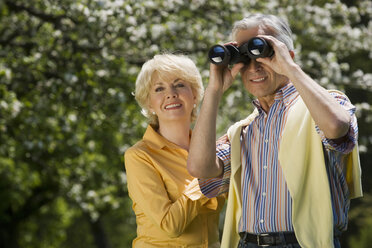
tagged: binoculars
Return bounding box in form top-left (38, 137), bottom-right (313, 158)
top-left (208, 37), bottom-right (274, 66)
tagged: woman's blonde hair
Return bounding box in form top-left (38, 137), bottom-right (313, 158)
top-left (135, 54), bottom-right (204, 128)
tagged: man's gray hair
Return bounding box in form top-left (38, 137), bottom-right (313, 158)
top-left (232, 13), bottom-right (294, 51)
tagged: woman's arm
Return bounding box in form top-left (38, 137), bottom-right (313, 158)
top-left (124, 148), bottom-right (216, 238)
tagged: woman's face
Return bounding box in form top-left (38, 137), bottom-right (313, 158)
top-left (148, 72), bottom-right (196, 126)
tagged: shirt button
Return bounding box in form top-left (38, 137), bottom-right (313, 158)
top-left (264, 165), bottom-right (268, 169)
top-left (260, 219), bottom-right (264, 223)
top-left (262, 192), bottom-right (266, 197)
top-left (265, 139), bottom-right (268, 143)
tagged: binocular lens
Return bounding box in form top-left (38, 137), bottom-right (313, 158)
top-left (247, 37), bottom-right (274, 58)
top-left (208, 37), bottom-right (273, 65)
top-left (209, 45), bottom-right (226, 63)
top-left (249, 38), bottom-right (265, 56)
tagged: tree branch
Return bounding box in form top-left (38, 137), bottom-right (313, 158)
top-left (4, 0), bottom-right (79, 26)
top-left (5, 1), bottom-right (64, 23)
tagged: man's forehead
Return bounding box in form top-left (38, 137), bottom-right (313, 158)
top-left (235, 26), bottom-right (274, 45)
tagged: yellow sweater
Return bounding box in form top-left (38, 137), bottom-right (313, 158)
top-left (221, 95), bottom-right (362, 248)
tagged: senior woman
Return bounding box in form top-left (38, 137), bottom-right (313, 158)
top-left (124, 53), bottom-right (225, 247)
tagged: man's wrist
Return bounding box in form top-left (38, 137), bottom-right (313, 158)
top-left (284, 63), bottom-right (302, 82)
top-left (206, 83), bottom-right (224, 98)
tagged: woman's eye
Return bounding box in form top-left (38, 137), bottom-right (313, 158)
top-left (155, 87), bottom-right (164, 92)
top-left (175, 83), bottom-right (185, 88)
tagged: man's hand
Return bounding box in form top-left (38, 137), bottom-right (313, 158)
top-left (208, 42), bottom-right (245, 93)
top-left (255, 35), bottom-right (296, 77)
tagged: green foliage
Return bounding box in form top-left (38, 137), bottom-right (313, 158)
top-left (0, 0), bottom-right (371, 247)
top-left (18, 198), bottom-right (74, 248)
top-left (347, 194), bottom-right (372, 248)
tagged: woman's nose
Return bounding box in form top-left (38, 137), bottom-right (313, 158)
top-left (166, 88), bottom-right (177, 98)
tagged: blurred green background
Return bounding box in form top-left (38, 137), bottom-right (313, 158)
top-left (0, 0), bottom-right (371, 247)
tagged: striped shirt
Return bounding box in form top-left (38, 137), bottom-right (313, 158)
top-left (199, 83), bottom-right (358, 234)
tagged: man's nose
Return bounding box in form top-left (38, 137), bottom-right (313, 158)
top-left (246, 59), bottom-right (262, 72)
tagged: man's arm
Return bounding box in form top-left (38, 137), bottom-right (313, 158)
top-left (187, 63), bottom-right (243, 179)
top-left (257, 35), bottom-right (351, 139)
top-left (287, 66), bottom-right (350, 139)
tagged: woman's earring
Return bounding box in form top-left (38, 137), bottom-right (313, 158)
top-left (152, 111), bottom-right (156, 115)
top-left (193, 104), bottom-right (196, 108)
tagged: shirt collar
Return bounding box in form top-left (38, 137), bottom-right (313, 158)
top-left (252, 83), bottom-right (298, 112)
top-left (143, 125), bottom-right (191, 150)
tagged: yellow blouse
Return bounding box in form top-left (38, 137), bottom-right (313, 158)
top-left (124, 125), bottom-right (225, 247)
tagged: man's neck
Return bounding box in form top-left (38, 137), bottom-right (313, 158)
top-left (257, 95), bottom-right (276, 113)
top-left (256, 81), bottom-right (291, 113)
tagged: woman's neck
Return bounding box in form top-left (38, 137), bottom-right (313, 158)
top-left (157, 120), bottom-right (191, 150)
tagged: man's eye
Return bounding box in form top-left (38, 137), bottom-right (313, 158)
top-left (240, 65), bottom-right (249, 72)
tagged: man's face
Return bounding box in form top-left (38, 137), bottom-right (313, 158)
top-left (236, 27), bottom-right (289, 100)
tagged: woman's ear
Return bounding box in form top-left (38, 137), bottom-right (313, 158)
top-left (289, 50), bottom-right (295, 59)
top-left (192, 89), bottom-right (197, 103)
top-left (146, 98), bottom-right (153, 113)
top-left (148, 106), bottom-right (155, 115)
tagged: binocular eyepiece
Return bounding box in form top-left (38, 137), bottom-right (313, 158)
top-left (208, 37), bottom-right (274, 66)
